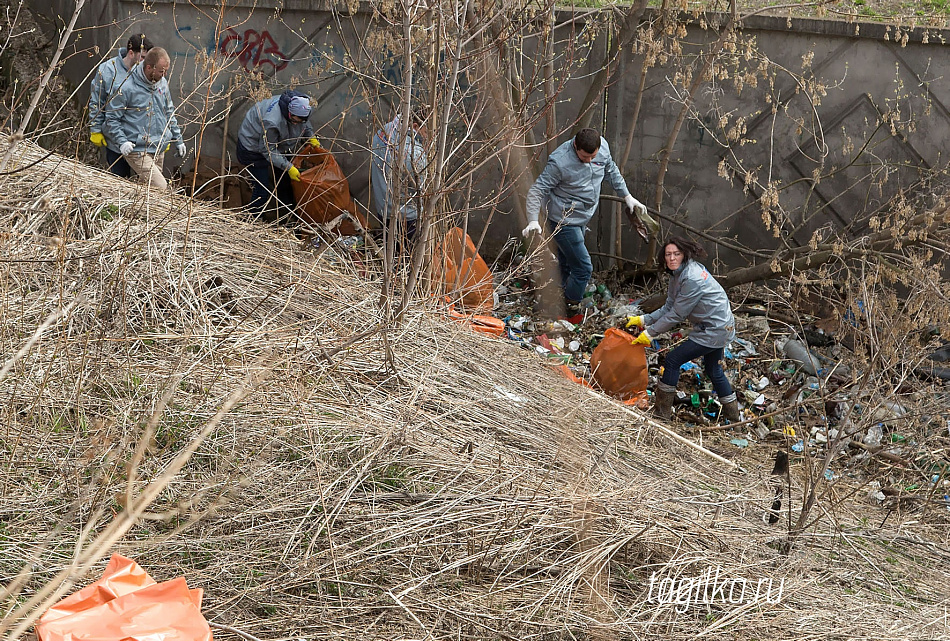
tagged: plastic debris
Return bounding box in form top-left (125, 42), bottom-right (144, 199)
top-left (777, 335), bottom-right (821, 376)
top-left (864, 424), bottom-right (883, 447)
top-left (493, 385), bottom-right (529, 404)
top-left (868, 482), bottom-right (886, 504)
top-left (730, 438), bottom-right (749, 448)
top-left (791, 440), bottom-right (805, 452)
top-left (35, 554), bottom-right (211, 641)
top-left (732, 337), bottom-right (758, 357)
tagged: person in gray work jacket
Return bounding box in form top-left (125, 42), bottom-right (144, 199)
top-left (522, 127), bottom-right (647, 309)
top-left (370, 110), bottom-right (428, 245)
top-left (236, 89), bottom-right (319, 219)
top-left (626, 236), bottom-right (740, 422)
top-left (88, 33), bottom-right (153, 178)
top-left (104, 47), bottom-right (185, 191)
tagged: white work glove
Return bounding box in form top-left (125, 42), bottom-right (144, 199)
top-left (119, 141), bottom-right (134, 156)
top-left (625, 194), bottom-right (647, 218)
top-left (522, 221), bottom-right (542, 237)
top-left (176, 143), bottom-right (187, 157)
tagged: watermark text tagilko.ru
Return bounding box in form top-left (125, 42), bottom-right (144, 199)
top-left (647, 566), bottom-right (785, 613)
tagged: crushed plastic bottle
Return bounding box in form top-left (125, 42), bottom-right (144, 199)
top-left (863, 423), bottom-right (883, 447)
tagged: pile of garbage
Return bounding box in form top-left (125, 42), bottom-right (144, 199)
top-left (488, 269), bottom-right (950, 508)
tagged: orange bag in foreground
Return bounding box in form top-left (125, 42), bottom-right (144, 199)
top-left (589, 327), bottom-right (648, 400)
top-left (36, 554), bottom-right (211, 641)
top-left (292, 144), bottom-right (367, 236)
top-left (440, 227), bottom-right (494, 312)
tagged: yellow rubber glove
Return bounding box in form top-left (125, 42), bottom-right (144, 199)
top-left (631, 330), bottom-right (652, 346)
top-left (308, 138), bottom-right (320, 148)
top-left (288, 166), bottom-right (301, 182)
top-left (90, 132), bottom-right (106, 147)
top-left (625, 315), bottom-right (643, 329)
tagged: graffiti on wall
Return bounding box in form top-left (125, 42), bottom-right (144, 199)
top-left (218, 28), bottom-right (289, 72)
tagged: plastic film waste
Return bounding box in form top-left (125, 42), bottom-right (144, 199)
top-left (35, 554), bottom-right (211, 641)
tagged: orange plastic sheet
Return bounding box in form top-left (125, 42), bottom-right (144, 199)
top-left (36, 554), bottom-right (211, 641)
top-left (292, 144), bottom-right (367, 236)
top-left (589, 327), bottom-right (649, 401)
top-left (447, 306), bottom-right (506, 337)
top-left (439, 227), bottom-right (494, 313)
top-left (553, 363), bottom-right (593, 388)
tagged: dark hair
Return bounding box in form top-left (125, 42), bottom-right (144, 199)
top-left (127, 33), bottom-right (153, 53)
top-left (660, 236), bottom-right (706, 265)
top-left (574, 128), bottom-right (601, 154)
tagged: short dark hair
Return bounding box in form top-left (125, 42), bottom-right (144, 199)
top-left (127, 33), bottom-right (153, 53)
top-left (143, 47), bottom-right (169, 68)
top-left (574, 128), bottom-right (601, 154)
top-left (660, 236), bottom-right (706, 265)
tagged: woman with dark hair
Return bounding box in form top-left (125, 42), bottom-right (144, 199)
top-left (626, 236), bottom-right (740, 421)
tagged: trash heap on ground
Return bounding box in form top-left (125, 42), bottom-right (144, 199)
top-left (294, 225), bottom-right (949, 511)
top-left (467, 257), bottom-right (950, 510)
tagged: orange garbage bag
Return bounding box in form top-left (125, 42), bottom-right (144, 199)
top-left (292, 144), bottom-right (367, 236)
top-left (36, 554), bottom-right (211, 641)
top-left (440, 227), bottom-right (494, 313)
top-left (589, 327), bottom-right (648, 400)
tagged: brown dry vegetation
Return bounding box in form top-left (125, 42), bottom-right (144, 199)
top-left (2, 0), bottom-right (950, 639)
top-left (1, 140), bottom-right (949, 640)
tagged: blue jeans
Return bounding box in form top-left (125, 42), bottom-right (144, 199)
top-left (105, 148), bottom-right (131, 178)
top-left (661, 339), bottom-right (734, 399)
top-left (547, 222), bottom-right (592, 303)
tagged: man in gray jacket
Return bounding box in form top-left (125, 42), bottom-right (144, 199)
top-left (236, 90), bottom-right (318, 218)
top-left (523, 128), bottom-right (647, 308)
top-left (104, 47), bottom-right (185, 190)
top-left (88, 33), bottom-right (153, 178)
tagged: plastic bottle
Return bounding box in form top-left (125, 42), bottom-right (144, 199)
top-left (864, 423), bottom-right (883, 447)
top-left (777, 336), bottom-right (820, 376)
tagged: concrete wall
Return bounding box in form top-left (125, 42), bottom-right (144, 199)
top-left (40, 1), bottom-right (950, 267)
top-left (602, 14), bottom-right (950, 269)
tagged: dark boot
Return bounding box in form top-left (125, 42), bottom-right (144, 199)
top-left (653, 382), bottom-right (676, 420)
top-left (720, 393), bottom-right (741, 422)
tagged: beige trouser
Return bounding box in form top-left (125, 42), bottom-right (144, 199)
top-left (125, 152), bottom-right (167, 190)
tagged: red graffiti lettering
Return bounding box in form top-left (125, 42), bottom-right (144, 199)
top-left (218, 28), bottom-right (288, 72)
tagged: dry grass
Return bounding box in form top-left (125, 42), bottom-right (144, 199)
top-left (1, 141), bottom-right (948, 640)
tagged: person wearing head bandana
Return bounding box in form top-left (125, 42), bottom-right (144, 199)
top-left (236, 90), bottom-right (319, 218)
